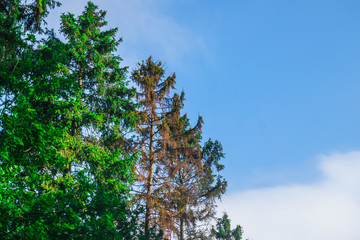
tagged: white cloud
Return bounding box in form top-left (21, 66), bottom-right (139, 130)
top-left (220, 151), bottom-right (360, 240)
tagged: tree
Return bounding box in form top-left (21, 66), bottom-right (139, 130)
top-left (164, 108), bottom-right (204, 240)
top-left (0, 1), bottom-right (64, 238)
top-left (0, 0), bottom-right (60, 34)
top-left (0, 0), bottom-right (60, 120)
top-left (130, 59), bottom-right (192, 239)
top-left (54, 2), bottom-right (139, 238)
top-left (211, 213), bottom-right (243, 240)
top-left (131, 57), bottom-right (229, 240)
top-left (199, 140), bottom-right (228, 217)
top-left (165, 122), bottom-right (227, 239)
top-left (131, 56), bottom-right (177, 239)
top-left (0, 2), bottom-right (139, 238)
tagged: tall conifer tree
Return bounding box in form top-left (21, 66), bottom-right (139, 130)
top-left (131, 57), bottom-right (178, 239)
top-left (164, 105), bottom-right (204, 240)
top-left (1, 2), bottom-right (139, 238)
top-left (132, 57), bottom-right (228, 239)
top-left (164, 109), bottom-right (227, 239)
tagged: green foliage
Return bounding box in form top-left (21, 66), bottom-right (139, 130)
top-left (211, 213), bottom-right (243, 240)
top-left (0, 0), bottom-right (60, 33)
top-left (0, 1), bottom-right (139, 239)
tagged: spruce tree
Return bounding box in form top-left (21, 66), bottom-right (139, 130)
top-left (131, 56), bottom-right (178, 239)
top-left (164, 108), bottom-right (203, 240)
top-left (211, 213), bottom-right (243, 240)
top-left (165, 113), bottom-right (227, 239)
top-left (131, 57), bottom-right (229, 239)
top-left (0, 2), bottom-right (138, 238)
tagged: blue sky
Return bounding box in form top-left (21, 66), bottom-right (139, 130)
top-left (46, 1), bottom-right (360, 239)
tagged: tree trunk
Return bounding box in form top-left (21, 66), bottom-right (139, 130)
top-left (180, 217), bottom-right (184, 240)
top-left (145, 121), bottom-right (154, 239)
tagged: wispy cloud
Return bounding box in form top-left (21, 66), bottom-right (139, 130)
top-left (46, 0), bottom-right (206, 69)
top-left (220, 151), bottom-right (360, 240)
top-left (109, 0), bottom-right (205, 66)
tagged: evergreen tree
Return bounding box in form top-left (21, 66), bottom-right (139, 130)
top-left (0, 0), bottom-right (60, 34)
top-left (131, 56), bottom-right (178, 239)
top-left (131, 57), bottom-right (228, 239)
top-left (211, 213), bottom-right (243, 240)
top-left (156, 88), bottom-right (227, 239)
top-left (0, 1), bottom-right (63, 238)
top-left (164, 109), bottom-right (203, 240)
top-left (194, 139), bottom-right (228, 233)
top-left (165, 121), bottom-right (227, 239)
top-left (0, 2), bottom-right (138, 238)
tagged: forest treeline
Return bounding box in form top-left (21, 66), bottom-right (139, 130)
top-left (0, 1), bottom-right (243, 239)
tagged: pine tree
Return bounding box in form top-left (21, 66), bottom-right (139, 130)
top-left (131, 56), bottom-right (178, 239)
